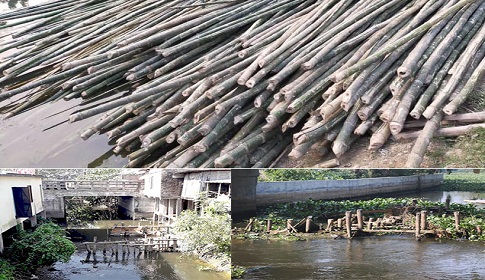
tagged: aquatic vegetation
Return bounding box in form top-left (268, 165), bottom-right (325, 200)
top-left (441, 172), bottom-right (485, 191)
top-left (231, 265), bottom-right (246, 279)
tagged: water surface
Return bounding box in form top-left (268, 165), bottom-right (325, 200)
top-left (232, 237), bottom-right (485, 280)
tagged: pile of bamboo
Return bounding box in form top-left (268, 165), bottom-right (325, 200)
top-left (1, 0), bottom-right (485, 167)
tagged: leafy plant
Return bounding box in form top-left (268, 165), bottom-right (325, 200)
top-left (231, 265), bottom-right (246, 278)
top-left (0, 259), bottom-right (15, 280)
top-left (5, 222), bottom-right (76, 272)
top-left (441, 172), bottom-right (485, 191)
top-left (173, 195), bottom-right (230, 271)
top-left (259, 169), bottom-right (440, 182)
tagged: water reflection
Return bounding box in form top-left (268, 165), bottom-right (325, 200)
top-left (1, 0), bottom-right (28, 10)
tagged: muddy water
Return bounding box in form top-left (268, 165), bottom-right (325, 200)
top-left (39, 247), bottom-right (228, 280)
top-left (232, 237), bottom-right (485, 280)
top-left (40, 226), bottom-right (229, 280)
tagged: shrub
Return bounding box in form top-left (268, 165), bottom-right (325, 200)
top-left (0, 259), bottom-right (15, 280)
top-left (6, 222), bottom-right (76, 272)
top-left (173, 196), bottom-right (230, 271)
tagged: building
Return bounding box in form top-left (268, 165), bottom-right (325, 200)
top-left (0, 173), bottom-right (45, 253)
top-left (142, 169), bottom-right (231, 225)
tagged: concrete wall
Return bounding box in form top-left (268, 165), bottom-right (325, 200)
top-left (256, 174), bottom-right (444, 205)
top-left (0, 174), bottom-right (44, 252)
top-left (232, 169), bottom-right (259, 220)
top-left (143, 170), bottom-right (182, 198)
top-left (0, 174), bottom-right (44, 230)
top-left (43, 195), bottom-right (65, 218)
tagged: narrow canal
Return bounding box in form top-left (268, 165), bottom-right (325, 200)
top-left (37, 222), bottom-right (229, 279)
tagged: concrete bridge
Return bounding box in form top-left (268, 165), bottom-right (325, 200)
top-left (43, 180), bottom-right (142, 196)
top-left (42, 180), bottom-right (154, 220)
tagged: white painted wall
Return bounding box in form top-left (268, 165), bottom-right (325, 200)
top-left (0, 174), bottom-right (43, 233)
top-left (142, 171), bottom-right (162, 198)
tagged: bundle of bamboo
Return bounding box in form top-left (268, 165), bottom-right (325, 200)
top-left (1, 0), bottom-right (485, 167)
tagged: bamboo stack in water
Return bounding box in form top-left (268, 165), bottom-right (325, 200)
top-left (0, 0), bottom-right (484, 167)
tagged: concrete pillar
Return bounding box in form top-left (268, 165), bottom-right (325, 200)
top-left (168, 200), bottom-right (174, 222)
top-left (132, 196), bottom-right (136, 220)
top-left (175, 198), bottom-right (181, 218)
top-left (232, 169), bottom-right (259, 221)
top-left (30, 215), bottom-right (38, 227)
top-left (0, 230), bottom-right (4, 253)
top-left (161, 199), bottom-right (167, 218)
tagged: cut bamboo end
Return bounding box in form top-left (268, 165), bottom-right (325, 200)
top-left (340, 102), bottom-right (352, 112)
top-left (397, 66), bottom-right (410, 78)
top-left (389, 122), bottom-right (403, 135)
top-left (332, 142), bottom-right (347, 158)
top-left (80, 128), bottom-right (96, 140)
top-left (442, 104), bottom-right (456, 116)
top-left (314, 158), bottom-right (340, 168)
top-left (409, 109), bottom-right (422, 120)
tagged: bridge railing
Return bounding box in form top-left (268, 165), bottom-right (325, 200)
top-left (43, 180), bottom-right (141, 192)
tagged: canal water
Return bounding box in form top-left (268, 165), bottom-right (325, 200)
top-left (396, 189), bottom-right (485, 209)
top-left (234, 190), bottom-right (485, 279)
top-left (231, 237), bottom-right (485, 280)
top-left (38, 224), bottom-right (229, 280)
top-left (38, 246), bottom-right (229, 280)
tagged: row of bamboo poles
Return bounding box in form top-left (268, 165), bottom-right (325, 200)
top-left (256, 210), bottom-right (476, 241)
top-left (83, 236), bottom-right (178, 262)
top-left (1, 0), bottom-right (485, 167)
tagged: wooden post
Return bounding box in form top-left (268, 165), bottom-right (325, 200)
top-left (93, 236), bottom-right (97, 255)
top-left (345, 211), bottom-right (352, 238)
top-left (376, 218), bottom-right (382, 228)
top-left (420, 210), bottom-right (427, 230)
top-left (327, 219), bottom-right (334, 231)
top-left (246, 218), bottom-right (253, 231)
top-left (305, 216), bottom-right (311, 233)
top-left (356, 209), bottom-right (363, 230)
top-left (266, 219), bottom-right (272, 232)
top-left (454, 211), bottom-right (460, 231)
top-left (337, 218), bottom-right (343, 229)
top-left (415, 212), bottom-right (421, 240)
top-left (286, 219), bottom-right (293, 230)
top-left (367, 218), bottom-right (374, 230)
